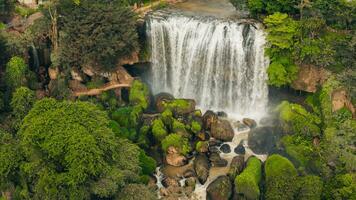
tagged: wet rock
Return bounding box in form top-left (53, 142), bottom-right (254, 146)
top-left (206, 176), bottom-right (232, 200)
top-left (234, 141), bottom-right (245, 155)
top-left (162, 177), bottom-right (179, 188)
top-left (209, 138), bottom-right (223, 147)
top-left (208, 146), bottom-right (220, 154)
top-left (203, 110), bottom-right (218, 130)
top-left (183, 169), bottom-right (196, 178)
top-left (248, 126), bottom-right (281, 154)
top-left (211, 119), bottom-right (234, 142)
top-left (242, 118), bottom-right (257, 129)
top-left (209, 152), bottom-right (228, 167)
top-left (220, 144), bottom-right (231, 154)
top-left (185, 177), bottom-right (196, 188)
top-left (194, 154), bottom-right (210, 184)
top-left (196, 141), bottom-right (209, 153)
top-left (166, 146), bottom-right (186, 167)
top-left (155, 92), bottom-right (175, 112)
top-left (228, 156), bottom-right (245, 180)
top-left (232, 121), bottom-right (249, 132)
top-left (217, 111), bottom-right (228, 118)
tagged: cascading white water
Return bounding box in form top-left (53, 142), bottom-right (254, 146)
top-left (147, 11), bottom-right (269, 117)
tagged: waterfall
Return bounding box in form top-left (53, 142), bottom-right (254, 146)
top-left (147, 11), bottom-right (269, 117)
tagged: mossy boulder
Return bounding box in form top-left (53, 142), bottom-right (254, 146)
top-left (194, 154), bottom-right (210, 184)
top-left (154, 92), bottom-right (175, 112)
top-left (203, 110), bottom-right (218, 130)
top-left (161, 133), bottom-right (190, 155)
top-left (234, 157), bottom-right (262, 200)
top-left (196, 141), bottom-right (209, 153)
top-left (210, 119), bottom-right (234, 142)
top-left (158, 99), bottom-right (196, 115)
top-left (172, 119), bottom-right (189, 138)
top-left (206, 176), bottom-right (232, 200)
top-left (228, 156), bottom-right (245, 180)
top-left (265, 154), bottom-right (297, 200)
top-left (129, 80), bottom-right (150, 110)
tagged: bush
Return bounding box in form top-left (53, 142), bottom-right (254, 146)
top-left (129, 80), bottom-right (150, 110)
top-left (111, 106), bottom-right (142, 128)
top-left (161, 133), bottom-right (190, 155)
top-left (265, 154), bottom-right (297, 200)
top-left (10, 87), bottom-right (36, 129)
top-left (152, 119), bottom-right (167, 141)
top-left (235, 157), bottom-right (262, 200)
top-left (296, 175), bottom-right (323, 200)
top-left (5, 56), bottom-right (28, 90)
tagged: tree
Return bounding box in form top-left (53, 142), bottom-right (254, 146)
top-left (58, 0), bottom-right (139, 70)
top-left (10, 87), bottom-right (36, 129)
top-left (4, 56), bottom-right (28, 90)
top-left (18, 98), bottom-right (141, 199)
top-left (265, 154), bottom-right (297, 200)
top-left (265, 0), bottom-right (299, 15)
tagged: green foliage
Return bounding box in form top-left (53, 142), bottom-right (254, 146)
top-left (265, 154), bottom-right (297, 200)
top-left (229, 0), bottom-right (248, 11)
top-left (281, 135), bottom-right (315, 169)
top-left (10, 87), bottom-right (36, 129)
top-left (58, 0), bottom-right (139, 70)
top-left (152, 119), bottom-right (167, 142)
top-left (162, 99), bottom-right (193, 115)
top-left (48, 76), bottom-right (71, 100)
top-left (0, 129), bottom-right (21, 191)
top-left (247, 0), bottom-right (264, 15)
top-left (323, 173), bottom-right (356, 200)
top-left (265, 0), bottom-right (298, 15)
top-left (19, 98), bottom-right (141, 199)
top-left (296, 175), bottom-right (323, 200)
top-left (116, 184), bottom-right (158, 200)
top-left (14, 5), bottom-right (37, 18)
top-left (235, 157), bottom-right (262, 200)
top-left (112, 106), bottom-right (142, 129)
top-left (277, 101), bottom-right (321, 138)
top-left (5, 56), bottom-right (28, 90)
top-left (137, 125), bottom-right (150, 148)
top-left (264, 13), bottom-right (299, 87)
top-left (129, 80), bottom-right (150, 110)
top-left (172, 119), bottom-right (186, 133)
top-left (0, 91), bottom-right (4, 112)
top-left (138, 150), bottom-right (156, 175)
top-left (333, 107), bottom-right (353, 123)
top-left (161, 109), bottom-right (173, 127)
top-left (161, 133), bottom-right (190, 155)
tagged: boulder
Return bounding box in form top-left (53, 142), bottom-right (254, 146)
top-left (234, 141), bottom-right (245, 155)
top-left (166, 146), bottom-right (186, 167)
top-left (155, 93), bottom-right (175, 112)
top-left (242, 118), bottom-right (257, 129)
top-left (162, 177), bottom-right (180, 188)
top-left (211, 119), bottom-right (234, 142)
top-left (248, 127), bottom-right (281, 154)
top-left (217, 111), bottom-right (228, 118)
top-left (203, 110), bottom-right (218, 130)
top-left (220, 144), bottom-right (231, 154)
top-left (291, 64), bottom-right (328, 93)
top-left (208, 146), bottom-right (220, 154)
top-left (185, 177), bottom-right (196, 188)
top-left (206, 176), bottom-right (232, 200)
top-left (228, 156), bottom-right (245, 180)
top-left (194, 154), bottom-right (210, 184)
top-left (232, 121), bottom-right (249, 132)
top-left (209, 138), bottom-right (223, 147)
top-left (209, 152), bottom-right (228, 167)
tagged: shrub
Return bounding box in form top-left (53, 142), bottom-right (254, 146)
top-left (129, 80), bottom-right (150, 110)
top-left (265, 154), bottom-right (297, 200)
top-left (235, 157), bottom-right (262, 200)
top-left (5, 56), bottom-right (28, 90)
top-left (152, 119), bottom-right (167, 141)
top-left (10, 87), bottom-right (36, 129)
top-left (161, 133), bottom-right (190, 155)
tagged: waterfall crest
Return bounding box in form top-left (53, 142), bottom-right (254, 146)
top-left (147, 12), bottom-right (269, 117)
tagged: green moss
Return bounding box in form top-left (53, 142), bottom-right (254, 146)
top-left (139, 150), bottom-right (156, 175)
top-left (195, 141), bottom-right (208, 153)
top-left (194, 110), bottom-right (202, 117)
top-left (129, 80), bottom-right (149, 110)
top-left (162, 99), bottom-right (194, 115)
top-left (191, 121), bottom-right (202, 134)
top-left (161, 109), bottom-right (173, 127)
top-left (137, 125), bottom-right (150, 148)
top-left (161, 133), bottom-right (190, 155)
top-left (111, 106), bottom-right (143, 129)
top-left (152, 119), bottom-right (167, 141)
top-left (281, 135), bottom-right (314, 167)
top-left (277, 101), bottom-right (321, 138)
top-left (265, 154), bottom-right (297, 200)
top-left (235, 157), bottom-right (262, 200)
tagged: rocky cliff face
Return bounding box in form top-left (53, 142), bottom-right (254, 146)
top-left (291, 65), bottom-right (329, 93)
